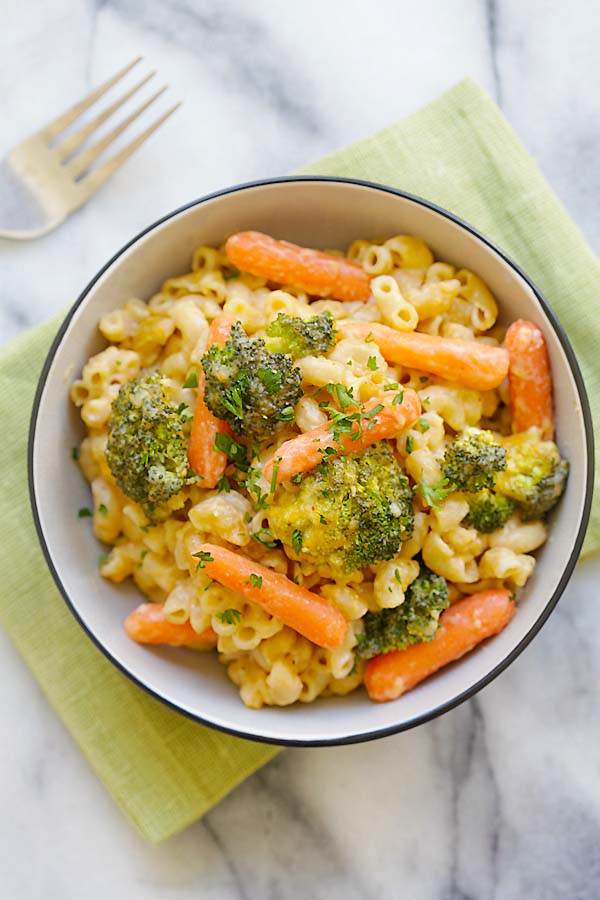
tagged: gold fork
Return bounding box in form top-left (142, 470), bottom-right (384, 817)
top-left (0, 58), bottom-right (180, 240)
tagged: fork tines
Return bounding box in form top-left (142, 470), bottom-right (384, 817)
top-left (42, 57), bottom-right (180, 183)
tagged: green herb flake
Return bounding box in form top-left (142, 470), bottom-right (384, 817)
top-left (270, 457), bottom-right (282, 495)
top-left (98, 504), bottom-right (108, 516)
top-left (71, 446), bottom-right (80, 461)
top-left (419, 376), bottom-right (429, 384)
top-left (367, 356), bottom-right (378, 371)
top-left (251, 529), bottom-right (279, 549)
top-left (383, 382), bottom-right (399, 391)
top-left (217, 608), bottom-right (242, 624)
top-left (78, 507), bottom-right (93, 519)
top-left (221, 385), bottom-right (245, 419)
top-left (392, 392), bottom-right (405, 406)
top-left (290, 473), bottom-right (303, 484)
top-left (257, 367), bottom-right (282, 393)
top-left (192, 549), bottom-right (215, 571)
top-left (217, 475), bottom-right (231, 493)
top-left (214, 432), bottom-right (249, 471)
top-left (420, 476), bottom-right (454, 510)
top-left (183, 370), bottom-right (199, 389)
top-left (276, 405), bottom-right (295, 423)
top-left (418, 418), bottom-right (431, 433)
top-left (394, 568), bottom-right (402, 583)
top-left (248, 574), bottom-right (263, 589)
top-left (292, 528), bottom-right (303, 555)
top-left (406, 435), bottom-right (414, 454)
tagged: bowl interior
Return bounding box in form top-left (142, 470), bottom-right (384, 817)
top-left (30, 179), bottom-right (591, 744)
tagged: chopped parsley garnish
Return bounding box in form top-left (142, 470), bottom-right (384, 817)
top-left (418, 418), bottom-right (430, 432)
top-left (406, 435), bottom-right (415, 454)
top-left (392, 391), bottom-right (405, 405)
top-left (383, 382), bottom-right (399, 391)
top-left (192, 549), bottom-right (214, 571)
top-left (183, 370), bottom-right (198, 389)
top-left (276, 405), bottom-right (295, 423)
top-left (419, 376), bottom-right (429, 383)
top-left (214, 432), bottom-right (249, 471)
top-left (71, 446), bottom-right (80, 461)
top-left (98, 504), bottom-right (108, 516)
top-left (220, 385), bottom-right (245, 419)
top-left (270, 457), bottom-right (282, 495)
top-left (251, 529), bottom-right (279, 549)
top-left (78, 507), bottom-right (93, 518)
top-left (290, 473), bottom-right (303, 484)
top-left (292, 528), bottom-right (303, 555)
top-left (217, 475), bottom-right (231, 493)
top-left (248, 574), bottom-right (263, 589)
top-left (367, 356), bottom-right (378, 371)
top-left (244, 467), bottom-right (270, 509)
top-left (217, 608), bottom-right (242, 624)
top-left (257, 367), bottom-right (282, 393)
top-left (420, 476), bottom-right (454, 509)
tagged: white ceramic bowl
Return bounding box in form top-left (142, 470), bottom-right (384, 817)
top-left (29, 178), bottom-right (593, 745)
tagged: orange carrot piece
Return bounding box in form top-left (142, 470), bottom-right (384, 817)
top-left (225, 231), bottom-right (371, 302)
top-left (365, 589), bottom-right (515, 702)
top-left (198, 543), bottom-right (348, 649)
top-left (504, 319), bottom-right (554, 440)
top-left (187, 316), bottom-right (237, 487)
top-left (125, 603), bottom-right (217, 647)
top-left (338, 321), bottom-right (509, 391)
top-left (263, 389), bottom-right (421, 487)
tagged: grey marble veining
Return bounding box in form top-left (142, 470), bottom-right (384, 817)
top-left (2, 2), bottom-right (600, 898)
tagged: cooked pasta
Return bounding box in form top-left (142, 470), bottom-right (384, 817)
top-left (71, 230), bottom-right (569, 707)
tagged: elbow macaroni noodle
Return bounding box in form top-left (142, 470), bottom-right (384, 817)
top-left (70, 233), bottom-right (562, 708)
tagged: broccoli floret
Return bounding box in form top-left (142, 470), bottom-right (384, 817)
top-left (264, 312), bottom-right (337, 358)
top-left (106, 374), bottom-right (188, 516)
top-left (267, 441), bottom-right (414, 574)
top-left (201, 322), bottom-right (303, 443)
top-left (496, 432), bottom-right (569, 520)
top-left (356, 562), bottom-right (449, 659)
top-left (442, 428), bottom-right (506, 493)
top-left (463, 490), bottom-right (516, 533)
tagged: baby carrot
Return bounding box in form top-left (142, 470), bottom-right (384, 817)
top-left (187, 316), bottom-right (237, 487)
top-left (364, 589), bottom-right (515, 702)
top-left (197, 543), bottom-right (348, 649)
top-left (263, 389), bottom-right (421, 487)
top-left (125, 602), bottom-right (218, 647)
top-left (504, 319), bottom-right (554, 440)
top-left (338, 321), bottom-right (509, 391)
top-left (225, 231), bottom-right (371, 302)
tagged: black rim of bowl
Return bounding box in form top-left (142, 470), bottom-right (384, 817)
top-left (28, 176), bottom-right (595, 747)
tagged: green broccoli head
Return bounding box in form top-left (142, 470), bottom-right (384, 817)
top-left (496, 432), bottom-right (569, 520)
top-left (264, 312), bottom-right (337, 358)
top-left (106, 374), bottom-right (189, 516)
top-left (442, 428), bottom-right (506, 493)
top-left (201, 322), bottom-right (303, 443)
top-left (356, 562), bottom-right (449, 659)
top-left (463, 490), bottom-right (516, 533)
top-left (267, 441), bottom-right (414, 574)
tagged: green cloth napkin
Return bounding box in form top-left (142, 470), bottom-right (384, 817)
top-left (0, 78), bottom-right (597, 845)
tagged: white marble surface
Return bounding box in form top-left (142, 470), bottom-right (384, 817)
top-left (2, 0), bottom-right (600, 896)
